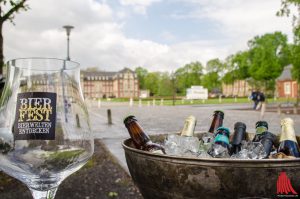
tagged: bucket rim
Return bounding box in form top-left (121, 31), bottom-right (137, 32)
top-left (122, 137), bottom-right (300, 164)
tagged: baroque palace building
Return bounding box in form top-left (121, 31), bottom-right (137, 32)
top-left (81, 68), bottom-right (139, 98)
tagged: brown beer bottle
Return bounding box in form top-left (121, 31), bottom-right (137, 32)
top-left (277, 118), bottom-right (300, 157)
top-left (124, 115), bottom-right (165, 154)
top-left (208, 110), bottom-right (224, 134)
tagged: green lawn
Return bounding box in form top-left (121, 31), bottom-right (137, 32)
top-left (94, 97), bottom-right (296, 106)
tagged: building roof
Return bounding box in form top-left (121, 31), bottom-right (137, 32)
top-left (277, 64), bottom-right (293, 81)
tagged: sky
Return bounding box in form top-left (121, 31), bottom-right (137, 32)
top-left (3, 0), bottom-right (294, 72)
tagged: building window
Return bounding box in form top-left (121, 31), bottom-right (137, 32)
top-left (284, 82), bottom-right (291, 95)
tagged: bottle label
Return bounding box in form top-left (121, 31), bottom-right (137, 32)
top-left (13, 92), bottom-right (57, 140)
top-left (256, 126), bottom-right (267, 135)
top-left (181, 116), bottom-right (196, 137)
top-left (214, 134), bottom-right (229, 145)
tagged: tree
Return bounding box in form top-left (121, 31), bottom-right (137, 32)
top-left (231, 51), bottom-right (251, 80)
top-left (0, 0), bottom-right (29, 75)
top-left (221, 55), bottom-right (237, 96)
top-left (202, 58), bottom-right (224, 93)
top-left (174, 61), bottom-right (203, 94)
top-left (201, 72), bottom-right (221, 93)
top-left (144, 72), bottom-right (160, 96)
top-left (277, 0), bottom-right (300, 104)
top-left (157, 72), bottom-right (173, 96)
top-left (206, 58), bottom-right (225, 76)
top-left (135, 67), bottom-right (148, 89)
top-left (247, 32), bottom-right (290, 93)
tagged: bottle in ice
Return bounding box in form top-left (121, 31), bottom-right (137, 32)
top-left (252, 121), bottom-right (276, 157)
top-left (180, 115), bottom-right (196, 137)
top-left (230, 122), bottom-right (246, 155)
top-left (208, 127), bottom-right (230, 158)
top-left (277, 118), bottom-right (300, 157)
top-left (208, 110), bottom-right (224, 134)
top-left (124, 115), bottom-right (165, 154)
top-left (165, 115), bottom-right (199, 156)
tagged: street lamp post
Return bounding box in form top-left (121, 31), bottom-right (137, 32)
top-left (62, 25), bottom-right (73, 123)
top-left (63, 25), bottom-right (74, 61)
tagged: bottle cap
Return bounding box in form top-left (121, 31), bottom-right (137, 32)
top-left (216, 126), bottom-right (230, 137)
top-left (281, 118), bottom-right (294, 126)
top-left (234, 122), bottom-right (246, 130)
top-left (123, 115), bottom-right (137, 125)
top-left (213, 110), bottom-right (224, 118)
top-left (255, 121), bottom-right (268, 129)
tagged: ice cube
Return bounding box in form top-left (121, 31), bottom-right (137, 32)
top-left (199, 133), bottom-right (214, 152)
top-left (164, 134), bottom-right (181, 155)
top-left (182, 149), bottom-right (199, 158)
top-left (252, 142), bottom-right (267, 159)
top-left (234, 141), bottom-right (267, 159)
top-left (197, 151), bottom-right (212, 158)
top-left (208, 144), bottom-right (230, 158)
top-left (164, 134), bottom-right (200, 156)
top-left (180, 136), bottom-right (200, 154)
top-left (201, 133), bottom-right (214, 143)
top-left (164, 140), bottom-right (180, 155)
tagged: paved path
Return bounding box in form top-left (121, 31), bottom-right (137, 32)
top-left (88, 101), bottom-right (300, 174)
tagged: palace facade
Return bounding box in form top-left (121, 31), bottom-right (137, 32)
top-left (81, 68), bottom-right (139, 98)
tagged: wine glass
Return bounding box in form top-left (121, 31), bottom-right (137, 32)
top-left (0, 58), bottom-right (94, 199)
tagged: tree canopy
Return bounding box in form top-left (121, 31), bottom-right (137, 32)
top-left (174, 61), bottom-right (203, 94)
top-left (247, 32), bottom-right (290, 91)
top-left (0, 0), bottom-right (29, 75)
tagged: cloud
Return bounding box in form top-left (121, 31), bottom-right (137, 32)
top-left (172, 0), bottom-right (293, 50)
top-left (119, 0), bottom-right (161, 14)
top-left (3, 0), bottom-right (293, 73)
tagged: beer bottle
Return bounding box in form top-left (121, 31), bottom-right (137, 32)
top-left (278, 118), bottom-right (300, 157)
top-left (208, 127), bottom-right (230, 158)
top-left (214, 127), bottom-right (230, 149)
top-left (124, 115), bottom-right (165, 154)
top-left (181, 115), bottom-right (196, 137)
top-left (252, 121), bottom-right (276, 157)
top-left (230, 122), bottom-right (246, 155)
top-left (208, 110), bottom-right (224, 134)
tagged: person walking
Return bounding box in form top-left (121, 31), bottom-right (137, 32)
top-left (256, 91), bottom-right (265, 110)
top-left (250, 90), bottom-right (259, 109)
top-left (256, 91), bottom-right (266, 119)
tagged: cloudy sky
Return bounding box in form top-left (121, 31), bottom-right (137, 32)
top-left (4, 0), bottom-right (294, 72)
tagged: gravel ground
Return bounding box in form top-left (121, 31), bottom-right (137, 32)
top-left (0, 140), bottom-right (142, 199)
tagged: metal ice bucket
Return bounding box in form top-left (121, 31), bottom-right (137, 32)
top-left (122, 133), bottom-right (300, 199)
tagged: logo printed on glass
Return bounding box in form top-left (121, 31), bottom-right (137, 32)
top-left (13, 92), bottom-right (57, 140)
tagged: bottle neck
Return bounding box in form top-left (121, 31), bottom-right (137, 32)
top-left (181, 118), bottom-right (196, 137)
top-left (256, 126), bottom-right (268, 135)
top-left (126, 121), bottom-right (151, 147)
top-left (280, 124), bottom-right (297, 143)
top-left (208, 115), bottom-right (223, 133)
top-left (232, 127), bottom-right (246, 145)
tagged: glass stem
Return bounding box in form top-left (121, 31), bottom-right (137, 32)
top-left (29, 187), bottom-right (58, 199)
